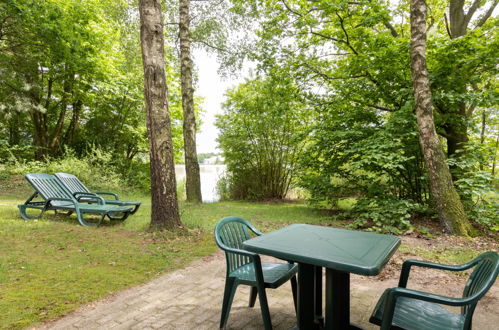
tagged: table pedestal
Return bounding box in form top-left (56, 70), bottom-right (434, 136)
top-left (325, 269), bottom-right (361, 329)
top-left (297, 263), bottom-right (323, 329)
top-left (297, 264), bottom-right (362, 330)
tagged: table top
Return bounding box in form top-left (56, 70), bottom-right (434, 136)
top-left (243, 224), bottom-right (400, 276)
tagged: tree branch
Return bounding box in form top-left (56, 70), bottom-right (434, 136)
top-left (475, 0), bottom-right (498, 28)
top-left (194, 39), bottom-right (230, 54)
top-left (464, 0), bottom-right (481, 27)
top-left (443, 14), bottom-right (452, 38)
top-left (384, 22), bottom-right (399, 37)
top-left (309, 30), bottom-right (342, 43)
top-left (352, 99), bottom-right (397, 112)
top-left (336, 12), bottom-right (359, 55)
top-left (280, 0), bottom-right (302, 17)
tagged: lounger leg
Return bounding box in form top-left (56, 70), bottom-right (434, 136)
top-left (18, 192), bottom-right (45, 220)
top-left (76, 210), bottom-right (102, 227)
top-left (18, 205), bottom-right (44, 220)
top-left (130, 204), bottom-right (141, 214)
top-left (107, 212), bottom-right (130, 221)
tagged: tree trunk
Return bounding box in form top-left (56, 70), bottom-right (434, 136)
top-left (31, 78), bottom-right (51, 160)
top-left (492, 135), bottom-right (498, 176)
top-left (179, 0), bottom-right (202, 203)
top-left (63, 99), bottom-right (82, 146)
top-left (449, 0), bottom-right (467, 38)
top-left (410, 0), bottom-right (474, 236)
top-left (441, 0), bottom-right (481, 179)
top-left (8, 112), bottom-right (21, 145)
top-left (479, 110), bottom-right (487, 171)
top-left (139, 0), bottom-right (182, 230)
top-left (49, 70), bottom-right (73, 155)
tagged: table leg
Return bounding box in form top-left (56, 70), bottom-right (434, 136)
top-left (325, 268), bottom-right (349, 329)
top-left (314, 266), bottom-right (324, 327)
top-left (297, 263), bottom-right (320, 330)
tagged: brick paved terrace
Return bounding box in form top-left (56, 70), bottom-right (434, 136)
top-left (33, 250), bottom-right (499, 330)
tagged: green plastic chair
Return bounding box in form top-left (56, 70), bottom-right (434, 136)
top-left (55, 172), bottom-right (141, 215)
top-left (18, 173), bottom-right (133, 226)
top-left (214, 216), bottom-right (298, 330)
top-left (370, 251), bottom-right (499, 330)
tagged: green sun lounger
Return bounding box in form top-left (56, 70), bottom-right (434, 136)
top-left (18, 173), bottom-right (133, 226)
top-left (55, 172), bottom-right (141, 214)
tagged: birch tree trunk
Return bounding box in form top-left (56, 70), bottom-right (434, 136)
top-left (410, 0), bottom-right (473, 236)
top-left (179, 0), bottom-right (202, 203)
top-left (139, 0), bottom-right (182, 230)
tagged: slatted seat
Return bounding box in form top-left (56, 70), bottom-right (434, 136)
top-left (214, 216), bottom-right (298, 330)
top-left (370, 251), bottom-right (499, 330)
top-left (18, 173), bottom-right (133, 226)
top-left (55, 172), bottom-right (141, 215)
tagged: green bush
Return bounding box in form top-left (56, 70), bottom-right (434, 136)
top-left (1, 149), bottom-right (126, 192)
top-left (216, 76), bottom-right (312, 200)
top-left (339, 198), bottom-right (429, 235)
top-left (448, 145), bottom-right (499, 232)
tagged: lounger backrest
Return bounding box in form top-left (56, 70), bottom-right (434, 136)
top-left (55, 172), bottom-right (90, 195)
top-left (25, 173), bottom-right (75, 202)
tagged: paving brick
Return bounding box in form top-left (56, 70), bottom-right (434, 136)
top-left (33, 251), bottom-right (499, 330)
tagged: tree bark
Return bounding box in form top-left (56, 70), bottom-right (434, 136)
top-left (492, 135), bottom-right (498, 176)
top-left (479, 109), bottom-right (487, 171)
top-left (179, 0), bottom-right (202, 203)
top-left (410, 0), bottom-right (474, 236)
top-left (139, 0), bottom-right (182, 230)
top-left (31, 77), bottom-right (51, 160)
top-left (449, 0), bottom-right (467, 37)
top-left (63, 99), bottom-right (82, 146)
top-left (50, 70), bottom-right (73, 155)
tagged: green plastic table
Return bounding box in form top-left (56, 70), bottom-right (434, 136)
top-left (242, 224), bottom-right (400, 329)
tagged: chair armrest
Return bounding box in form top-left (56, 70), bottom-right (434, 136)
top-left (73, 192), bottom-right (105, 205)
top-left (399, 258), bottom-right (478, 287)
top-left (245, 222), bottom-right (263, 236)
top-left (218, 244), bottom-right (259, 259)
top-left (96, 192), bottom-right (119, 200)
top-left (380, 287), bottom-right (472, 330)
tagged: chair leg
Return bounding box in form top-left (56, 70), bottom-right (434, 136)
top-left (256, 283), bottom-right (272, 330)
top-left (291, 275), bottom-right (298, 314)
top-left (220, 277), bottom-right (238, 329)
top-left (249, 286), bottom-right (258, 307)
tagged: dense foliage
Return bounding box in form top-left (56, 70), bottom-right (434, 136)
top-left (216, 75), bottom-right (312, 199)
top-left (219, 0), bottom-right (498, 232)
top-left (0, 0), bottom-right (185, 183)
top-left (1, 0), bottom-right (497, 233)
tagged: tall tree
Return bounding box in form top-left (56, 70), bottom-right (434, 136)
top-left (410, 0), bottom-right (473, 236)
top-left (139, 0), bottom-right (182, 230)
top-left (179, 0), bottom-right (202, 203)
top-left (437, 0), bottom-right (498, 172)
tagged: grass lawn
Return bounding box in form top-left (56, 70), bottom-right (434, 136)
top-left (0, 176), bottom-right (494, 329)
top-left (0, 177), bottom-right (336, 329)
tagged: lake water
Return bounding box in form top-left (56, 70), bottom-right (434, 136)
top-left (175, 165), bottom-right (226, 203)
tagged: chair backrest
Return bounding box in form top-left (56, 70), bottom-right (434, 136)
top-left (55, 172), bottom-right (90, 195)
top-left (462, 251), bottom-right (499, 325)
top-left (25, 173), bottom-right (75, 203)
top-left (214, 216), bottom-right (260, 274)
